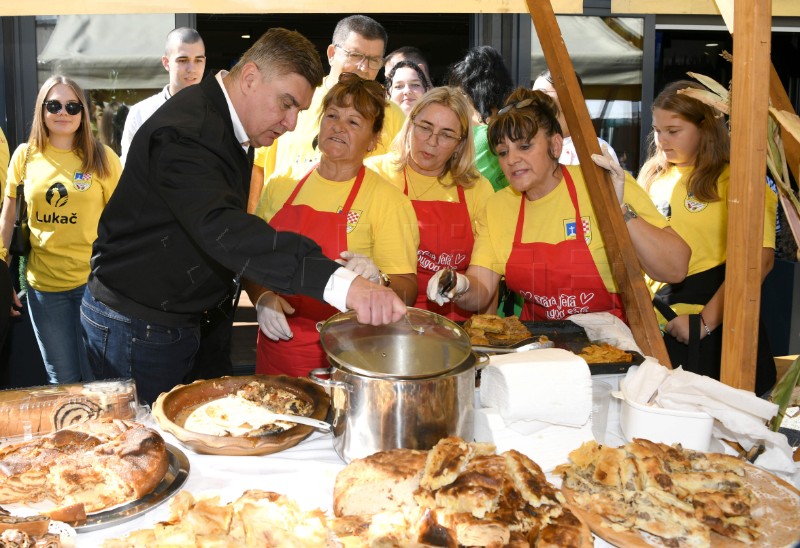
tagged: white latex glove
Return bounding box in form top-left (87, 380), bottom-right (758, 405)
top-left (591, 143), bottom-right (625, 205)
top-left (335, 250), bottom-right (381, 284)
top-left (255, 291), bottom-right (295, 341)
top-left (426, 269), bottom-right (470, 306)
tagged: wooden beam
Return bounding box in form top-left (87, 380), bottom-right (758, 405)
top-left (769, 64), bottom-right (800, 185)
top-left (720, 0), bottom-right (772, 390)
top-left (611, 0), bottom-right (798, 16)
top-left (526, 0), bottom-right (671, 366)
top-left (0, 0), bottom-right (583, 16)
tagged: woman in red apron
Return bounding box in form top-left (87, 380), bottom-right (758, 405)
top-left (429, 88), bottom-right (690, 322)
top-left (245, 73), bottom-right (419, 377)
top-left (367, 87), bottom-right (495, 321)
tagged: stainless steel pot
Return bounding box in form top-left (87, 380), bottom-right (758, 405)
top-left (310, 308), bottom-right (485, 462)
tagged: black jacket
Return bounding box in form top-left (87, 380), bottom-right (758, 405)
top-left (89, 75), bottom-right (338, 326)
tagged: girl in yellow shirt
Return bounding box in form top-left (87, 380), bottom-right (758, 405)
top-left (0, 76), bottom-right (121, 384)
top-left (639, 80), bottom-right (778, 394)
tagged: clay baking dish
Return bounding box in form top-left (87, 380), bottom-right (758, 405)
top-left (152, 375), bottom-right (330, 456)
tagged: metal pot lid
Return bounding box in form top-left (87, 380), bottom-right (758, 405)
top-left (318, 307), bottom-right (472, 379)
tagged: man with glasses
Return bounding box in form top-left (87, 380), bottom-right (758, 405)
top-left (81, 29), bottom-right (406, 405)
top-left (249, 15), bottom-right (406, 212)
top-left (120, 27), bottom-right (206, 164)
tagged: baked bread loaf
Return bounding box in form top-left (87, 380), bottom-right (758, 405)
top-left (333, 448), bottom-right (427, 517)
top-left (0, 418), bottom-right (168, 513)
top-left (103, 489), bottom-right (333, 547)
top-left (0, 380), bottom-right (137, 439)
top-left (332, 437), bottom-right (592, 547)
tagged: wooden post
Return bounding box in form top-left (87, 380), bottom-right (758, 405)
top-left (721, 0), bottom-right (772, 390)
top-left (526, 0), bottom-right (671, 366)
top-left (769, 64), bottom-right (800, 184)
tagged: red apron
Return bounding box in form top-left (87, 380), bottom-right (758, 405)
top-left (256, 166), bottom-right (366, 377)
top-left (405, 169), bottom-right (474, 321)
top-left (504, 166), bottom-right (625, 322)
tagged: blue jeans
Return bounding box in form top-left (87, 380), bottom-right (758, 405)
top-left (28, 285), bottom-right (93, 384)
top-left (80, 287), bottom-right (200, 405)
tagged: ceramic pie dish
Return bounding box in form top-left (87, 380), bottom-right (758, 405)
top-left (152, 375), bottom-right (330, 456)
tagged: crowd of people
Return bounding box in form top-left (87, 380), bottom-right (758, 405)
top-left (0, 14), bottom-right (781, 402)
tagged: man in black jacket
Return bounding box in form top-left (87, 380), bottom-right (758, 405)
top-left (81, 28), bottom-right (405, 404)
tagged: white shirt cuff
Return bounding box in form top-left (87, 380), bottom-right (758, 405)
top-left (324, 267), bottom-right (358, 312)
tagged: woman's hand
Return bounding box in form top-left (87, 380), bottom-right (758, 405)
top-left (591, 144), bottom-right (625, 205)
top-left (10, 290), bottom-right (21, 318)
top-left (336, 251), bottom-right (381, 284)
top-left (255, 291), bottom-right (295, 341)
top-left (665, 314), bottom-right (709, 344)
top-left (426, 269), bottom-right (470, 306)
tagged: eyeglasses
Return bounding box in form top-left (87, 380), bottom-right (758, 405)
top-left (43, 100), bottom-right (83, 116)
top-left (334, 44), bottom-right (384, 70)
top-left (496, 98), bottom-right (534, 117)
top-left (411, 121), bottom-right (462, 146)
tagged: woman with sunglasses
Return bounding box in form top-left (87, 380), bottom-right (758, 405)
top-left (428, 88), bottom-right (690, 322)
top-left (247, 73), bottom-right (419, 377)
top-left (0, 75), bottom-right (121, 384)
top-left (367, 87), bottom-right (494, 320)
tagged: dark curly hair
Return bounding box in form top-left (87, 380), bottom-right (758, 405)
top-left (446, 46), bottom-right (514, 123)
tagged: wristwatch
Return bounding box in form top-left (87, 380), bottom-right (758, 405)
top-left (621, 202), bottom-right (638, 222)
top-left (378, 271), bottom-right (391, 287)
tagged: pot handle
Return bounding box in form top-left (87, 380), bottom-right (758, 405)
top-left (316, 321), bottom-right (324, 333)
top-left (474, 351), bottom-right (491, 370)
top-left (308, 367), bottom-right (353, 392)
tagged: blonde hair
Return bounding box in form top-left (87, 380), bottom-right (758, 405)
top-left (31, 75), bottom-right (112, 178)
top-left (393, 86), bottom-right (480, 188)
top-left (638, 80), bottom-right (729, 202)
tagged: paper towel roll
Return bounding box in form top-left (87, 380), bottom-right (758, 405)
top-left (480, 348), bottom-right (592, 426)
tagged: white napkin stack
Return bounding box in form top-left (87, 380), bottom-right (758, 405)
top-left (480, 348), bottom-right (593, 426)
top-left (623, 361), bottom-right (800, 486)
top-left (474, 407), bottom-right (594, 472)
top-left (475, 348), bottom-right (594, 472)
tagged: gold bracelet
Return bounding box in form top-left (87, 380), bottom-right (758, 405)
top-left (699, 313), bottom-right (712, 336)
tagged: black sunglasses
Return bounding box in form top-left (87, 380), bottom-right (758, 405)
top-left (43, 100), bottom-right (83, 116)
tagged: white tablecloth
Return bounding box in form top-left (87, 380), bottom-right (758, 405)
top-left (78, 375), bottom-right (628, 546)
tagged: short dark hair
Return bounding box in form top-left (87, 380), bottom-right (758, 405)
top-left (447, 46), bottom-right (514, 124)
top-left (385, 46), bottom-right (428, 67)
top-left (385, 60), bottom-right (431, 92)
top-left (165, 27), bottom-right (204, 53)
top-left (332, 15), bottom-right (388, 48)
top-left (229, 28), bottom-right (324, 90)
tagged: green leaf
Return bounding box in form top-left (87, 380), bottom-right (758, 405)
top-left (769, 355), bottom-right (800, 431)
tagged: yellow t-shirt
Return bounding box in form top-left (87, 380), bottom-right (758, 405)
top-left (7, 143), bottom-right (122, 291)
top-left (257, 77), bottom-right (407, 181)
top-left (0, 127), bottom-right (9, 201)
top-left (471, 165), bottom-right (669, 293)
top-left (256, 167), bottom-right (419, 275)
top-left (646, 164), bottom-right (778, 319)
top-left (365, 152), bottom-right (495, 238)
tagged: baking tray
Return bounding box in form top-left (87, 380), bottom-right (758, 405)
top-left (75, 443), bottom-right (190, 532)
top-left (523, 320), bottom-right (643, 375)
top-left (469, 319), bottom-right (641, 375)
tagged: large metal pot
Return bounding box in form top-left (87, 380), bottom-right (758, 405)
top-left (309, 308), bottom-right (483, 462)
